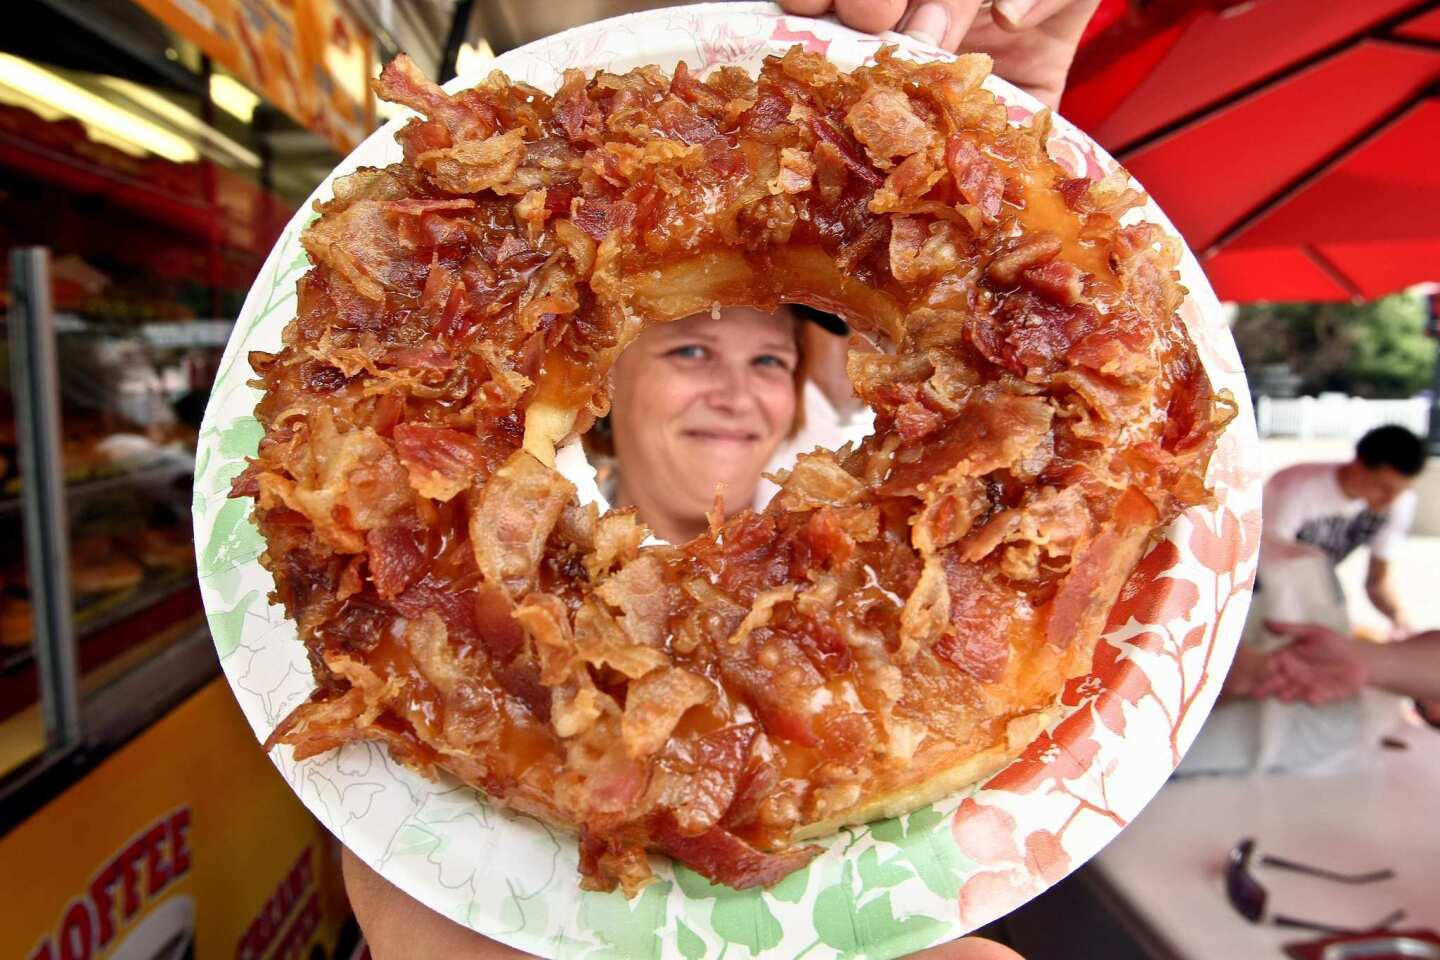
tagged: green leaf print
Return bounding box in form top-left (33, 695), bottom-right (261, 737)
top-left (854, 892), bottom-right (947, 957)
top-left (857, 847), bottom-right (912, 889)
top-left (200, 497), bottom-right (263, 577)
top-left (768, 863), bottom-right (811, 904)
top-left (869, 805), bottom-right (966, 900)
top-left (676, 863), bottom-right (786, 955)
top-left (199, 414), bottom-right (265, 498)
top-left (387, 824), bottom-right (442, 861)
top-left (676, 920), bottom-right (706, 960)
top-left (711, 888), bottom-right (783, 955)
top-left (208, 590), bottom-right (260, 660)
top-left (674, 864), bottom-right (724, 899)
top-left (868, 818), bottom-right (903, 845)
top-left (204, 562), bottom-right (249, 609)
top-left (814, 860), bottom-right (948, 959)
top-left (813, 861), bottom-right (860, 955)
top-left (285, 241), bottom-right (311, 278)
top-left (218, 415), bottom-right (263, 462)
top-left (495, 882), bottom-right (548, 937)
top-left (579, 880), bottom-right (671, 960)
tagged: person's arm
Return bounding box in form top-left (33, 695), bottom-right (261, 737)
top-left (1219, 645), bottom-right (1271, 702)
top-left (344, 846), bottom-right (1024, 959)
top-left (343, 847), bottom-right (533, 958)
top-left (1260, 538), bottom-right (1328, 562)
top-left (1259, 621), bottom-right (1440, 703)
top-left (1365, 494), bottom-right (1415, 634)
top-left (801, 323), bottom-right (865, 418)
top-left (1364, 632), bottom-right (1440, 700)
top-left (776, 0), bottom-right (1101, 110)
top-left (1364, 556), bottom-right (1411, 634)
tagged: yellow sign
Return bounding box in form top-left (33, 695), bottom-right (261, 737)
top-left (2, 678), bottom-right (347, 960)
top-left (130, 0), bottom-right (375, 152)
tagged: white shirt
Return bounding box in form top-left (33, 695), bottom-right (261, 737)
top-left (1261, 461), bottom-right (1415, 564)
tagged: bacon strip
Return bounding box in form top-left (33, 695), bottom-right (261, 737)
top-left (652, 819), bottom-right (823, 890)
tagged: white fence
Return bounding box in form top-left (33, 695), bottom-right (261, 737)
top-left (1255, 394), bottom-right (1430, 439)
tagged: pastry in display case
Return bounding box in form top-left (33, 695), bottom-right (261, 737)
top-left (0, 373), bottom-right (40, 782)
top-left (0, 568), bottom-right (31, 649)
top-left (0, 394), bottom-right (15, 497)
top-left (0, 396), bottom-right (31, 655)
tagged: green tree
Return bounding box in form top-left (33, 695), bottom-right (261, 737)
top-left (1341, 294), bottom-right (1435, 397)
top-left (1233, 293), bottom-right (1434, 398)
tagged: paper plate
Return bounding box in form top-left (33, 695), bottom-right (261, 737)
top-left (193, 5), bottom-right (1262, 957)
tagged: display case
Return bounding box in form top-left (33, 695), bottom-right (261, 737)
top-left (2, 243), bottom-right (225, 805)
top-left (0, 5), bottom-right (374, 955)
top-left (0, 273), bottom-right (46, 785)
top-left (0, 0), bottom-right (338, 815)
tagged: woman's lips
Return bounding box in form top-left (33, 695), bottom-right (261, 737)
top-left (682, 429), bottom-right (760, 444)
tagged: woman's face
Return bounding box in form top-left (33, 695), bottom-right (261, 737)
top-left (609, 306), bottom-right (799, 537)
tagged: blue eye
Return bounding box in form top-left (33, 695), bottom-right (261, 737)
top-left (667, 344), bottom-right (707, 360)
top-left (754, 354), bottom-right (792, 371)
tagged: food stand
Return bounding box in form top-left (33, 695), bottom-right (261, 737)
top-left (0, 2), bottom-right (380, 955)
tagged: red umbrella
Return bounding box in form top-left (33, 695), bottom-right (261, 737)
top-left (1063, 0), bottom-right (1440, 302)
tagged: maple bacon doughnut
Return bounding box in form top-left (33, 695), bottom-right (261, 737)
top-left (234, 48), bottom-right (1231, 895)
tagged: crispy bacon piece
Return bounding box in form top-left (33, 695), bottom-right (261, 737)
top-left (881, 391), bottom-right (1054, 495)
top-left (366, 525), bottom-right (426, 600)
top-left (889, 216), bottom-right (965, 284)
top-left (845, 87), bottom-right (928, 162)
top-left (470, 451), bottom-right (574, 599)
top-left (947, 134), bottom-right (1006, 223)
top-left (392, 422), bottom-right (485, 501)
top-left (652, 819), bottom-right (823, 890)
top-left (988, 231), bottom-right (1064, 286)
top-left (933, 559), bottom-right (1012, 682)
top-left (621, 667), bottom-right (714, 758)
top-left (240, 46), bottom-right (1228, 896)
top-left (374, 55), bottom-right (496, 143)
top-left (417, 130), bottom-right (527, 195)
top-left (809, 116), bottom-right (884, 187)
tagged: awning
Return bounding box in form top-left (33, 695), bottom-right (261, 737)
top-left (1063, 0), bottom-right (1440, 302)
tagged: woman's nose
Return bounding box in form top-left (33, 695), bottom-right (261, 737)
top-left (704, 363), bottom-right (758, 414)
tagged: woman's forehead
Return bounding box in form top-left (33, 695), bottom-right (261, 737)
top-left (657, 305), bottom-right (798, 345)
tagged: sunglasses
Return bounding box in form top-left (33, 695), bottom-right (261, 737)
top-left (1225, 838), bottom-right (1404, 936)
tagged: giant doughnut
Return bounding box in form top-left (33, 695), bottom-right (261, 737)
top-left (235, 48), bottom-right (1232, 894)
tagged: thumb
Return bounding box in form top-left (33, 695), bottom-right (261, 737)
top-left (992, 0), bottom-right (1100, 32)
top-left (898, 0), bottom-right (987, 51)
top-left (907, 935), bottom-right (1027, 959)
top-left (834, 0), bottom-right (910, 33)
top-left (776, 0), bottom-right (838, 14)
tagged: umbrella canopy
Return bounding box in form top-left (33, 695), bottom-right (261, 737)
top-left (1063, 0), bottom-right (1440, 302)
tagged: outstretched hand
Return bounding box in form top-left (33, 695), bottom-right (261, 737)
top-left (776, 0), bottom-right (1102, 109)
top-left (1254, 621), bottom-right (1370, 706)
top-left (343, 847), bottom-right (1024, 959)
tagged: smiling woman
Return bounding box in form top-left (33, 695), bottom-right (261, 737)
top-left (605, 306), bottom-right (802, 544)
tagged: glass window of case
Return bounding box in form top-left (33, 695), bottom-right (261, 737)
top-left (0, 0), bottom-right (341, 795)
top-left (0, 381), bottom-right (43, 781)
